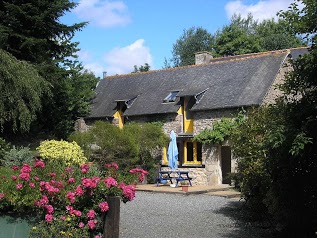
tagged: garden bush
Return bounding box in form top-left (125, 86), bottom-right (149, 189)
top-left (1, 146), bottom-right (34, 167)
top-left (0, 159), bottom-right (143, 237)
top-left (36, 140), bottom-right (87, 165)
top-left (69, 121), bottom-right (168, 182)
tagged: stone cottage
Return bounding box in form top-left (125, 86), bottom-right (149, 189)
top-left (80, 47), bottom-right (308, 186)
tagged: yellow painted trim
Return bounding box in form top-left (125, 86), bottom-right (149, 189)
top-left (183, 97), bottom-right (193, 133)
top-left (177, 106), bottom-right (182, 115)
top-left (162, 146), bottom-right (168, 165)
top-left (183, 141), bottom-right (202, 165)
top-left (113, 110), bottom-right (123, 129)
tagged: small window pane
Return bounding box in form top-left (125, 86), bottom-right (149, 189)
top-left (186, 142), bottom-right (193, 161)
top-left (197, 142), bottom-right (202, 162)
top-left (164, 91), bottom-right (179, 103)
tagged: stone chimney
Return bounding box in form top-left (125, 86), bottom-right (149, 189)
top-left (103, 71), bottom-right (107, 79)
top-left (195, 51), bottom-right (213, 65)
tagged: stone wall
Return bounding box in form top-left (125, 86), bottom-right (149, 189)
top-left (262, 62), bottom-right (292, 105)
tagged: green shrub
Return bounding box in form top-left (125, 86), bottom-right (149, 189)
top-left (0, 137), bottom-right (10, 163)
top-left (36, 140), bottom-right (87, 165)
top-left (1, 146), bottom-right (34, 166)
top-left (194, 110), bottom-right (245, 145)
top-left (70, 121), bottom-right (168, 181)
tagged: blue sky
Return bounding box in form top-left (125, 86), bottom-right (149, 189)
top-left (61, 0), bottom-right (295, 77)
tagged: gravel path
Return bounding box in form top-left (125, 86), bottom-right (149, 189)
top-left (119, 192), bottom-right (275, 238)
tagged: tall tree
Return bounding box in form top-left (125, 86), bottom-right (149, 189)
top-left (132, 63), bottom-right (150, 73)
top-left (0, 1), bottom-right (99, 138)
top-left (0, 49), bottom-right (50, 133)
top-left (213, 13), bottom-right (304, 57)
top-left (213, 14), bottom-right (262, 56)
top-left (0, 0), bottom-right (86, 65)
top-left (256, 18), bottom-right (304, 51)
top-left (232, 1), bottom-right (316, 236)
top-left (168, 26), bottom-right (214, 67)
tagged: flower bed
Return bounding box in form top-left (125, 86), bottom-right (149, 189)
top-left (0, 159), bottom-right (147, 237)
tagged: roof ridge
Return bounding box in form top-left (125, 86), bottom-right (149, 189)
top-left (104, 47), bottom-right (308, 79)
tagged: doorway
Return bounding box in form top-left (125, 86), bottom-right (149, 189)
top-left (221, 146), bottom-right (231, 184)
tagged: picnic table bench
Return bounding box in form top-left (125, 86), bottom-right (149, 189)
top-left (156, 171), bottom-right (192, 187)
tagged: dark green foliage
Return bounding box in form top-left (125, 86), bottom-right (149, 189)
top-left (168, 27), bottom-right (214, 67)
top-left (166, 13), bottom-right (304, 67)
top-left (69, 121), bottom-right (168, 178)
top-left (0, 137), bottom-right (10, 161)
top-left (194, 110), bottom-right (245, 145)
top-left (232, 1), bottom-right (317, 236)
top-left (0, 0), bottom-right (86, 64)
top-left (45, 65), bottom-right (99, 138)
top-left (0, 1), bottom-right (97, 139)
top-left (213, 14), bottom-right (262, 57)
top-left (0, 49), bottom-right (50, 133)
top-left (213, 14), bottom-right (304, 57)
top-left (132, 63), bottom-right (150, 73)
top-left (256, 18), bottom-right (304, 51)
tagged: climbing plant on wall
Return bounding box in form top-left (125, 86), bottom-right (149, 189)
top-left (194, 110), bottom-right (245, 145)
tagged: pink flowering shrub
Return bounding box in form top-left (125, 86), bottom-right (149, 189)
top-left (0, 159), bottom-right (145, 237)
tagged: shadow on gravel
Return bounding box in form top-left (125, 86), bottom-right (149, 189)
top-left (214, 199), bottom-right (278, 238)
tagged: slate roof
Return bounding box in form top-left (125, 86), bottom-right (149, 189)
top-left (88, 47), bottom-right (308, 119)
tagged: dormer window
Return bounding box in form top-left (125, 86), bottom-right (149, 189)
top-left (163, 91), bottom-right (179, 103)
top-left (194, 88), bottom-right (209, 104)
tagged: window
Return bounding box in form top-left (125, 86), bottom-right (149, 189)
top-left (163, 91), bottom-right (179, 103)
top-left (184, 141), bottom-right (202, 165)
top-left (194, 88), bottom-right (209, 104)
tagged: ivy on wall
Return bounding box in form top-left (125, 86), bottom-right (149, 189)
top-left (194, 110), bottom-right (246, 145)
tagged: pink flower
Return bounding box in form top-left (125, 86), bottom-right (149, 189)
top-left (73, 210), bottom-right (82, 217)
top-left (81, 178), bottom-right (97, 188)
top-left (60, 215), bottom-right (66, 221)
top-left (103, 177), bottom-right (117, 188)
top-left (34, 195), bottom-right (49, 207)
top-left (122, 185), bottom-right (136, 201)
top-left (18, 173), bottom-right (30, 181)
top-left (80, 164), bottom-right (90, 173)
top-left (66, 192), bottom-right (76, 203)
top-left (99, 202), bottom-right (109, 212)
top-left (29, 182), bottom-right (35, 188)
top-left (34, 159), bottom-right (45, 168)
top-left (11, 165), bottom-right (19, 171)
top-left (65, 167), bottom-right (74, 173)
top-left (87, 219), bottom-right (97, 230)
top-left (0, 193), bottom-right (5, 199)
top-left (79, 222), bottom-right (85, 228)
top-left (45, 205), bottom-right (54, 214)
top-left (20, 164), bottom-right (32, 173)
top-left (49, 172), bottom-right (56, 177)
top-left (66, 205), bottom-right (73, 212)
top-left (45, 214), bottom-right (53, 223)
top-left (94, 236), bottom-right (101, 238)
top-left (16, 183), bottom-right (23, 190)
top-left (11, 175), bottom-right (17, 181)
top-left (68, 178), bottom-right (75, 183)
top-left (104, 162), bottom-right (119, 170)
top-left (75, 185), bottom-right (84, 196)
top-left (87, 210), bottom-right (95, 219)
top-left (33, 176), bottom-right (40, 181)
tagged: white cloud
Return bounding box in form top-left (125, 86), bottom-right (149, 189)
top-left (225, 0), bottom-right (294, 21)
top-left (78, 39), bottom-right (153, 77)
top-left (74, 0), bottom-right (131, 27)
top-left (103, 39), bottom-right (153, 75)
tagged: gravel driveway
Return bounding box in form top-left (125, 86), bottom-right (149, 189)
top-left (119, 192), bottom-right (275, 238)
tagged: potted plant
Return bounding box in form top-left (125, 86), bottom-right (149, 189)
top-left (0, 158), bottom-right (144, 237)
top-left (180, 181), bottom-right (190, 192)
